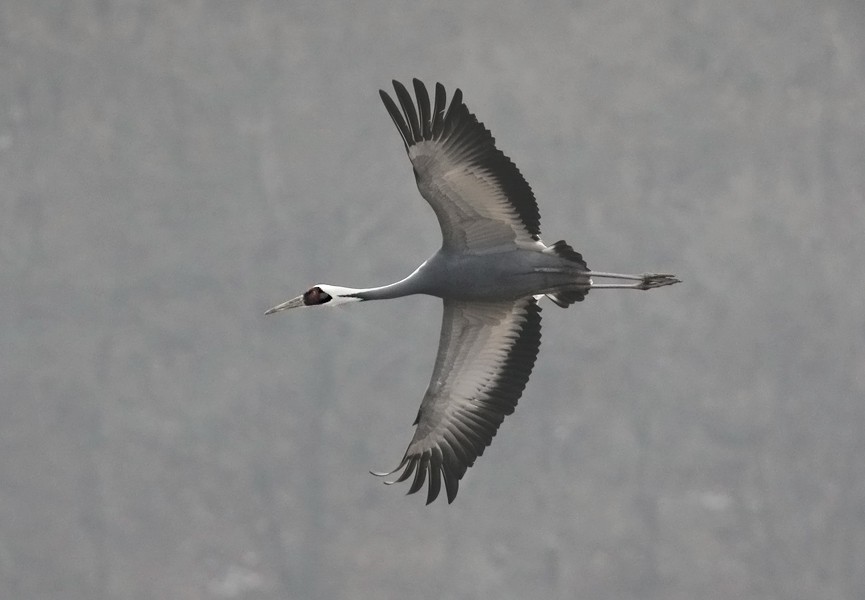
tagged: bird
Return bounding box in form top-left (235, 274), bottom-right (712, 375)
top-left (266, 79), bottom-right (679, 504)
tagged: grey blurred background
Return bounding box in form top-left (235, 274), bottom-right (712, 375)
top-left (2, 1), bottom-right (864, 599)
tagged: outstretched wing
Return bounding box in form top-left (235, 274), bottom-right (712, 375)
top-left (380, 79), bottom-right (542, 252)
top-left (374, 298), bottom-right (542, 504)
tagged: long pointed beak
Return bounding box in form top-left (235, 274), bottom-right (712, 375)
top-left (264, 295), bottom-right (305, 315)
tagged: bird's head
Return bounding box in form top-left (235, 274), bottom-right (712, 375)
top-left (265, 284), bottom-right (363, 315)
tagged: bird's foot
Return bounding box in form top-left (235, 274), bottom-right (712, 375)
top-left (637, 273), bottom-right (681, 290)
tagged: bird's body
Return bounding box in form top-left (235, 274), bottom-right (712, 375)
top-left (350, 245), bottom-right (590, 303)
top-left (267, 79), bottom-right (679, 504)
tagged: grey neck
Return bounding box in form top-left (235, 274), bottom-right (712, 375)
top-left (351, 266), bottom-right (427, 301)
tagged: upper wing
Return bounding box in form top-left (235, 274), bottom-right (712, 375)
top-left (380, 79), bottom-right (542, 252)
top-left (374, 297), bottom-right (542, 504)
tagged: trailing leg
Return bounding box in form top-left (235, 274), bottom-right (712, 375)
top-left (588, 271), bottom-right (680, 290)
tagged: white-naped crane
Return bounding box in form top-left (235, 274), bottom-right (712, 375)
top-left (267, 79), bottom-right (679, 504)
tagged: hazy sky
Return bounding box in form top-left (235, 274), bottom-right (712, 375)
top-left (2, 2), bottom-right (864, 599)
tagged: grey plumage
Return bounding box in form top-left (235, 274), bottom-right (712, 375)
top-left (266, 79), bottom-right (679, 504)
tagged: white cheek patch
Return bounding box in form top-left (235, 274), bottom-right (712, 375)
top-left (315, 284), bottom-right (364, 307)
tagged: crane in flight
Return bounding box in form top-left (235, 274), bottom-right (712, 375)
top-left (267, 79), bottom-right (679, 504)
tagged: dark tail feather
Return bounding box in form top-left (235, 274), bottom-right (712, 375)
top-left (546, 289), bottom-right (588, 307)
top-left (549, 240), bottom-right (588, 269)
top-left (546, 240), bottom-right (590, 307)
